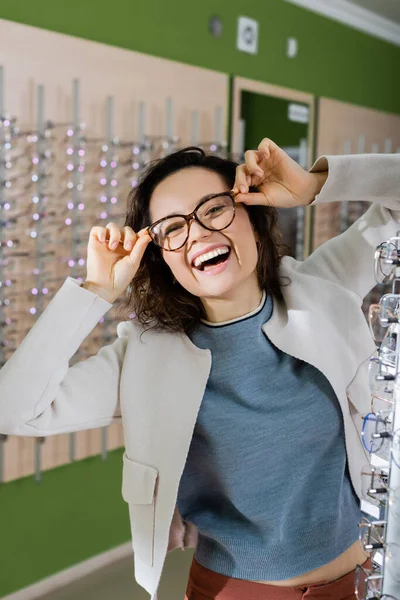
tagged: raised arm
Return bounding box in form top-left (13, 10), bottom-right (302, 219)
top-left (0, 277), bottom-right (126, 436)
top-left (300, 153), bottom-right (400, 300)
top-left (232, 141), bottom-right (400, 301)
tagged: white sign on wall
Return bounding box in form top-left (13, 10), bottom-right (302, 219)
top-left (288, 103), bottom-right (309, 124)
top-left (237, 16), bottom-right (259, 55)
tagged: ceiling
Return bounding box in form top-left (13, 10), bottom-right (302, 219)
top-left (346, 0), bottom-right (400, 25)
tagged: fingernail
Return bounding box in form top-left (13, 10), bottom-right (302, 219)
top-left (126, 241), bottom-right (133, 250)
top-left (240, 185), bottom-right (247, 193)
top-left (111, 241), bottom-right (118, 249)
top-left (256, 170), bottom-right (263, 177)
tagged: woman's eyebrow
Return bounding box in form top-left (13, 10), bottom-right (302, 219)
top-left (161, 193), bottom-right (220, 219)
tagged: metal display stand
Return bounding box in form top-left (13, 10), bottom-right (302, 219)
top-left (357, 234), bottom-right (400, 599)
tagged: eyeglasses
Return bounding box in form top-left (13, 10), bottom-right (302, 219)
top-left (374, 238), bottom-right (400, 285)
top-left (362, 411), bottom-right (393, 458)
top-left (359, 517), bottom-right (386, 552)
top-left (361, 467), bottom-right (400, 519)
top-left (146, 192), bottom-right (236, 251)
top-left (354, 564), bottom-right (400, 598)
top-left (380, 294), bottom-right (400, 325)
top-left (361, 468), bottom-right (388, 507)
top-left (354, 560), bottom-right (400, 598)
top-left (355, 563), bottom-right (383, 599)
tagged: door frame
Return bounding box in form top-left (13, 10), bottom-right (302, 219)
top-left (231, 76), bottom-right (315, 258)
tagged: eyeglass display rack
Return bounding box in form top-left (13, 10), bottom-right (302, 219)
top-left (359, 233), bottom-right (400, 599)
top-left (0, 70), bottom-right (228, 484)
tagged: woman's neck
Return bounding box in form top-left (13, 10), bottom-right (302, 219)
top-left (201, 278), bottom-right (263, 324)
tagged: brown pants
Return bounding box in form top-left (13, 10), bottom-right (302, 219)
top-left (184, 556), bottom-right (373, 600)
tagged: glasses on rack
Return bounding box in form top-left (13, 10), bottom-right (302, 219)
top-left (362, 411), bottom-right (394, 457)
top-left (355, 563), bottom-right (383, 599)
top-left (361, 468), bottom-right (388, 514)
top-left (147, 192), bottom-right (236, 251)
top-left (355, 557), bottom-right (400, 598)
top-left (369, 362), bottom-right (395, 411)
top-left (374, 239), bottom-right (400, 285)
top-left (358, 517), bottom-right (386, 552)
top-left (369, 349), bottom-right (396, 410)
top-left (369, 297), bottom-right (400, 339)
top-left (380, 294), bottom-right (400, 325)
top-left (368, 319), bottom-right (399, 412)
top-left (369, 304), bottom-right (394, 346)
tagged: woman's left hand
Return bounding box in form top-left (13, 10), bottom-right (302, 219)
top-left (232, 138), bottom-right (328, 209)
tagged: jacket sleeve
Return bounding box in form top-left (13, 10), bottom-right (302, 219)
top-left (0, 276), bottom-right (127, 437)
top-left (300, 153), bottom-right (400, 301)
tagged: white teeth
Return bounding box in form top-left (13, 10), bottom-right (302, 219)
top-left (193, 247), bottom-right (230, 268)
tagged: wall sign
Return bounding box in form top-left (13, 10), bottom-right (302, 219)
top-left (237, 16), bottom-right (259, 55)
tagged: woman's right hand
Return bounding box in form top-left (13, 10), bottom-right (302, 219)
top-left (84, 223), bottom-right (151, 303)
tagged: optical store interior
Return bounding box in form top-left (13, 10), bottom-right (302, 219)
top-left (0, 1), bottom-right (400, 600)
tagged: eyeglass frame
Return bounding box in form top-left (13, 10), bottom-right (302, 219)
top-left (354, 563), bottom-right (383, 599)
top-left (361, 468), bottom-right (388, 506)
top-left (361, 410), bottom-right (394, 456)
top-left (146, 191), bottom-right (236, 252)
top-left (374, 238), bottom-right (400, 285)
top-left (358, 517), bottom-right (387, 552)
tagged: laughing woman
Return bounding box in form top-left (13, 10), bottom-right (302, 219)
top-left (1, 139), bottom-right (399, 600)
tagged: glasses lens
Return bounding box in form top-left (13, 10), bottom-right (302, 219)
top-left (355, 565), bottom-right (382, 599)
top-left (360, 469), bottom-right (388, 505)
top-left (196, 194), bottom-right (234, 231)
top-left (149, 195), bottom-right (234, 250)
top-left (358, 519), bottom-right (385, 551)
top-left (375, 242), bottom-right (398, 284)
top-left (151, 217), bottom-right (188, 250)
top-left (381, 294), bottom-right (400, 324)
top-left (368, 304), bottom-right (386, 344)
top-left (355, 566), bottom-right (367, 599)
top-left (369, 357), bottom-right (395, 406)
top-left (362, 412), bottom-right (390, 455)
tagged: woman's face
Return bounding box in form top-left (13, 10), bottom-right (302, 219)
top-left (149, 167), bottom-right (260, 303)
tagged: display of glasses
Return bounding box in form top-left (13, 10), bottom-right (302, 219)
top-left (357, 232), bottom-right (400, 599)
top-left (0, 74), bottom-right (228, 482)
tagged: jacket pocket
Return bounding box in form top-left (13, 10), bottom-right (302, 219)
top-left (121, 452), bottom-right (159, 566)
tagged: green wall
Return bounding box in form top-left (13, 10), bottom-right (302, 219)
top-left (241, 91), bottom-right (309, 149)
top-left (0, 1), bottom-right (399, 595)
top-left (0, 0), bottom-right (399, 114)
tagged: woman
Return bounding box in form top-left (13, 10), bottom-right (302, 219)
top-left (1, 138), bottom-right (399, 600)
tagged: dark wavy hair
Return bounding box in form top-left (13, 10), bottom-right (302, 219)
top-left (116, 147), bottom-right (291, 334)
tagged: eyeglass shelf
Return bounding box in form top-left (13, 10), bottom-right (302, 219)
top-left (366, 238), bottom-right (400, 599)
top-left (361, 453), bottom-right (389, 518)
top-left (373, 551), bottom-right (384, 568)
top-left (361, 499), bottom-right (384, 520)
top-left (371, 455), bottom-right (389, 470)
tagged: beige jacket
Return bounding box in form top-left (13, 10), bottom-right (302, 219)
top-left (1, 153), bottom-right (400, 599)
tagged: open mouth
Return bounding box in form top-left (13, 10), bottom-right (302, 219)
top-left (191, 246), bottom-right (231, 272)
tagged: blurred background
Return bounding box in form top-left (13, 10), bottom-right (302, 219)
top-left (0, 1), bottom-right (399, 598)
